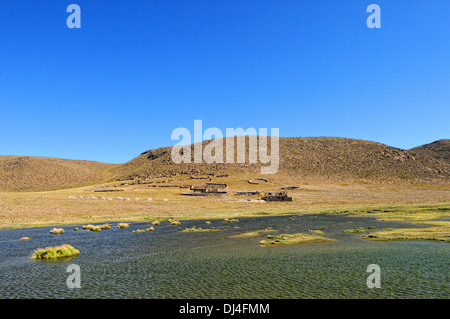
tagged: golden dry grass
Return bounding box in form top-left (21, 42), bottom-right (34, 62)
top-left (0, 177), bottom-right (448, 229)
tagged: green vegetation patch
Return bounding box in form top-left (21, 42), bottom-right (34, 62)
top-left (32, 244), bottom-right (80, 260)
top-left (259, 233), bottom-right (335, 246)
top-left (182, 226), bottom-right (221, 232)
top-left (363, 225), bottom-right (450, 242)
top-left (344, 227), bottom-right (366, 233)
top-left (232, 228), bottom-right (277, 238)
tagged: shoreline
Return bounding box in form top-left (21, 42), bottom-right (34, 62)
top-left (2, 203), bottom-right (449, 242)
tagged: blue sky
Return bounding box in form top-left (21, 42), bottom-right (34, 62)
top-left (0, 0), bottom-right (449, 163)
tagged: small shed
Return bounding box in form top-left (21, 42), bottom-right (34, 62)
top-left (185, 183), bottom-right (228, 195)
top-left (235, 191), bottom-right (260, 196)
top-left (262, 191), bottom-right (292, 202)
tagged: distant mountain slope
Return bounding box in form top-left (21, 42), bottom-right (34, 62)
top-left (0, 156), bottom-right (113, 191)
top-left (1, 137), bottom-right (449, 192)
top-left (109, 137), bottom-right (450, 184)
top-left (409, 139), bottom-right (450, 164)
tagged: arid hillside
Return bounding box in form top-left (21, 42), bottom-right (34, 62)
top-left (409, 139), bottom-right (450, 164)
top-left (0, 156), bottom-right (113, 191)
top-left (1, 137), bottom-right (449, 192)
top-left (109, 137), bottom-right (450, 185)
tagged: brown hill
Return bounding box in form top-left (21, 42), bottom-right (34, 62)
top-left (1, 137), bottom-right (449, 192)
top-left (409, 139), bottom-right (450, 164)
top-left (0, 156), bottom-right (112, 191)
top-left (109, 137), bottom-right (450, 185)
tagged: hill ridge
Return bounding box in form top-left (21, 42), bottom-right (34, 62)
top-left (1, 137), bottom-right (449, 192)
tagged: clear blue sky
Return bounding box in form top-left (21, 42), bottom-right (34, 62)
top-left (1, 0), bottom-right (449, 163)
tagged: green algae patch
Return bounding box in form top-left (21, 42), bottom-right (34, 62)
top-left (259, 233), bottom-right (335, 246)
top-left (31, 244), bottom-right (80, 260)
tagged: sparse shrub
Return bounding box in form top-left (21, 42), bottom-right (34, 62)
top-left (32, 244), bottom-right (80, 260)
top-left (344, 228), bottom-right (365, 233)
top-left (100, 223), bottom-right (111, 230)
top-left (20, 237), bottom-right (31, 241)
top-left (133, 227), bottom-right (154, 233)
top-left (152, 221), bottom-right (160, 226)
top-left (50, 228), bottom-right (64, 234)
top-left (118, 223), bottom-right (130, 229)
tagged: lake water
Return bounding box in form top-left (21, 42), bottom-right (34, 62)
top-left (0, 214), bottom-right (448, 299)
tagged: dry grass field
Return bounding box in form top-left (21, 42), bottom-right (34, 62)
top-left (0, 137), bottom-right (448, 230)
top-left (0, 175), bottom-right (448, 229)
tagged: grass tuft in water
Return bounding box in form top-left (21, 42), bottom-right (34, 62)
top-left (49, 228), bottom-right (64, 234)
top-left (182, 226), bottom-right (221, 232)
top-left (259, 233), bottom-right (335, 246)
top-left (344, 227), bottom-right (366, 233)
top-left (31, 244), bottom-right (80, 259)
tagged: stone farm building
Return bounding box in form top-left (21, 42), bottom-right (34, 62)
top-left (183, 183), bottom-right (228, 196)
top-left (261, 191), bottom-right (293, 201)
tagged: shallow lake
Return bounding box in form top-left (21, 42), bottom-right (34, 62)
top-left (0, 214), bottom-right (448, 298)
